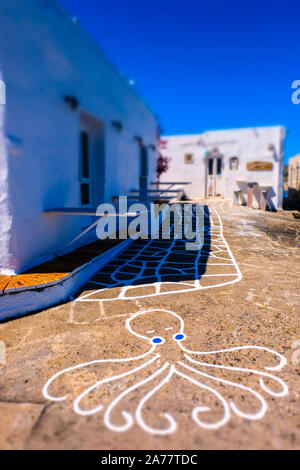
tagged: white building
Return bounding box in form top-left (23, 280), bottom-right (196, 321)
top-left (0, 0), bottom-right (157, 274)
top-left (288, 154), bottom-right (300, 190)
top-left (160, 126), bottom-right (285, 210)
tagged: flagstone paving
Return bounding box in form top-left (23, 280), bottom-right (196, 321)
top-left (0, 202), bottom-right (299, 450)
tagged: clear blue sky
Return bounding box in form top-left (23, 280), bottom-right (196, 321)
top-left (60, 0), bottom-right (300, 164)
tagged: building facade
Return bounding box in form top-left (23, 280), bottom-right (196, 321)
top-left (0, 0), bottom-right (157, 274)
top-left (288, 154), bottom-right (300, 190)
top-left (160, 126), bottom-right (285, 210)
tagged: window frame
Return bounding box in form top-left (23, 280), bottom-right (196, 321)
top-left (229, 156), bottom-right (239, 171)
top-left (79, 130), bottom-right (92, 206)
top-left (184, 153), bottom-right (194, 164)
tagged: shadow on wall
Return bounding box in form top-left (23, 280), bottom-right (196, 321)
top-left (283, 188), bottom-right (300, 211)
top-left (43, 178), bottom-right (72, 210)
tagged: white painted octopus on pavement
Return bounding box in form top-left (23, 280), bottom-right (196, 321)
top-left (43, 309), bottom-right (288, 434)
top-left (43, 207), bottom-right (289, 435)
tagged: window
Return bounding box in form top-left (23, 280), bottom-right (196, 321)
top-left (208, 158), bottom-right (213, 175)
top-left (216, 158), bottom-right (222, 175)
top-left (80, 184), bottom-right (90, 205)
top-left (229, 156), bottom-right (239, 170)
top-left (80, 131), bottom-right (91, 205)
top-left (140, 145), bottom-right (148, 177)
top-left (80, 131), bottom-right (89, 178)
top-left (184, 153), bottom-right (194, 164)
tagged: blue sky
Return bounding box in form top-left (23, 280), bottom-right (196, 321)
top-left (60, 0), bottom-right (300, 163)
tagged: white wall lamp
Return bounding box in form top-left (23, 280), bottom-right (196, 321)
top-left (64, 95), bottom-right (79, 111)
top-left (134, 136), bottom-right (143, 146)
top-left (112, 121), bottom-right (123, 131)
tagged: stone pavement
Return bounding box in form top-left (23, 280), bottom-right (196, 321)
top-left (0, 202), bottom-right (299, 450)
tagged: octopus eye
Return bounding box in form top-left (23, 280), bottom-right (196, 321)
top-left (151, 336), bottom-right (165, 345)
top-left (174, 333), bottom-right (186, 341)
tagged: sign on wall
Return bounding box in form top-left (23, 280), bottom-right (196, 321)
top-left (246, 161), bottom-right (273, 171)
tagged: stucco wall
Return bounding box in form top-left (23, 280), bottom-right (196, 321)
top-left (160, 126), bottom-right (285, 209)
top-left (0, 70), bottom-right (13, 274)
top-left (0, 0), bottom-right (157, 273)
top-left (288, 154), bottom-right (300, 189)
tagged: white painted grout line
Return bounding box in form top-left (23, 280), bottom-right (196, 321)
top-left (76, 207), bottom-right (243, 302)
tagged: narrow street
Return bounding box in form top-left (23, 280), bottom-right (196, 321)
top-left (0, 202), bottom-right (299, 450)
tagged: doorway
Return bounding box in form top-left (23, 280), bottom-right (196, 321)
top-left (139, 145), bottom-right (148, 199)
top-left (79, 111), bottom-right (105, 207)
top-left (206, 154), bottom-right (224, 197)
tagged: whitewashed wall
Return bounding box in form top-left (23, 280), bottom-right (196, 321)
top-left (288, 154), bottom-right (300, 188)
top-left (0, 71), bottom-right (13, 274)
top-left (161, 126), bottom-right (285, 209)
top-left (0, 0), bottom-right (157, 274)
